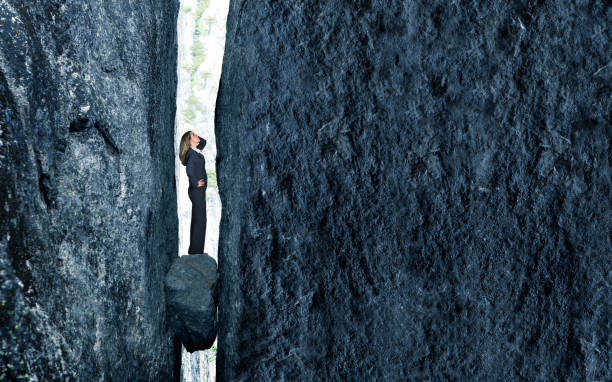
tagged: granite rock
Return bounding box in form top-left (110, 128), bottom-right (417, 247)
top-left (0, 0), bottom-right (180, 380)
top-left (215, 0), bottom-right (611, 380)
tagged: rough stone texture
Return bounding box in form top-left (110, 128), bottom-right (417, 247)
top-left (0, 0), bottom-right (180, 380)
top-left (165, 254), bottom-right (219, 353)
top-left (215, 0), bottom-right (611, 380)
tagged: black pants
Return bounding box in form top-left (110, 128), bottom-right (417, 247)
top-left (187, 186), bottom-right (206, 254)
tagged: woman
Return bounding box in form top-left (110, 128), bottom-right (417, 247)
top-left (179, 130), bottom-right (207, 255)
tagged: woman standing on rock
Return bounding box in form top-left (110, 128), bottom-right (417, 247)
top-left (179, 131), bottom-right (207, 255)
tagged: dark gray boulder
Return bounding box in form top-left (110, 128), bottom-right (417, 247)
top-left (215, 0), bottom-right (610, 380)
top-left (0, 0), bottom-right (180, 380)
top-left (165, 254), bottom-right (219, 353)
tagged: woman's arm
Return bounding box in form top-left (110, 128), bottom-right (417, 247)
top-left (196, 135), bottom-right (207, 150)
top-left (186, 157), bottom-right (204, 188)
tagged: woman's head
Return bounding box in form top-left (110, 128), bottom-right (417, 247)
top-left (179, 130), bottom-right (195, 166)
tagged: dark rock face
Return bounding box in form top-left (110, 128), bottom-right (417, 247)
top-left (0, 0), bottom-right (180, 380)
top-left (165, 254), bottom-right (219, 353)
top-left (215, 1), bottom-right (610, 380)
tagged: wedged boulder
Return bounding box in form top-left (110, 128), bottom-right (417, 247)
top-left (165, 253), bottom-right (218, 352)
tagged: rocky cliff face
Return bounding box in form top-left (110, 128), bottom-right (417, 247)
top-left (0, 0), bottom-right (180, 380)
top-left (215, 0), bottom-right (610, 380)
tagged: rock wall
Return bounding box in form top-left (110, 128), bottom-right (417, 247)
top-left (0, 0), bottom-right (180, 380)
top-left (215, 0), bottom-right (610, 380)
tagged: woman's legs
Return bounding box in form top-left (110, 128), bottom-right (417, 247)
top-left (187, 187), bottom-right (207, 254)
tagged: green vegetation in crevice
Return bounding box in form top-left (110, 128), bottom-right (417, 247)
top-left (205, 16), bottom-right (216, 26)
top-left (183, 108), bottom-right (196, 122)
top-left (194, 0), bottom-right (211, 22)
top-left (184, 40), bottom-right (206, 75)
top-left (193, 72), bottom-right (211, 91)
top-left (186, 94), bottom-right (200, 109)
top-left (208, 343), bottom-right (217, 363)
top-left (206, 170), bottom-right (217, 187)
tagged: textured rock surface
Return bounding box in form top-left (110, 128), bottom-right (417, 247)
top-left (0, 0), bottom-right (180, 380)
top-left (165, 254), bottom-right (219, 353)
top-left (215, 0), bottom-right (611, 380)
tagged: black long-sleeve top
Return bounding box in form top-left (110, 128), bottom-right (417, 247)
top-left (185, 135), bottom-right (207, 190)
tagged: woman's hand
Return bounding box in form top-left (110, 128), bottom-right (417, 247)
top-left (197, 179), bottom-right (205, 187)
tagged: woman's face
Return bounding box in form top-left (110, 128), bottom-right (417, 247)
top-left (189, 132), bottom-right (199, 147)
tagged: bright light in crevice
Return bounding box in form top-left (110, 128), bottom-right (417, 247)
top-left (174, 0), bottom-right (229, 381)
